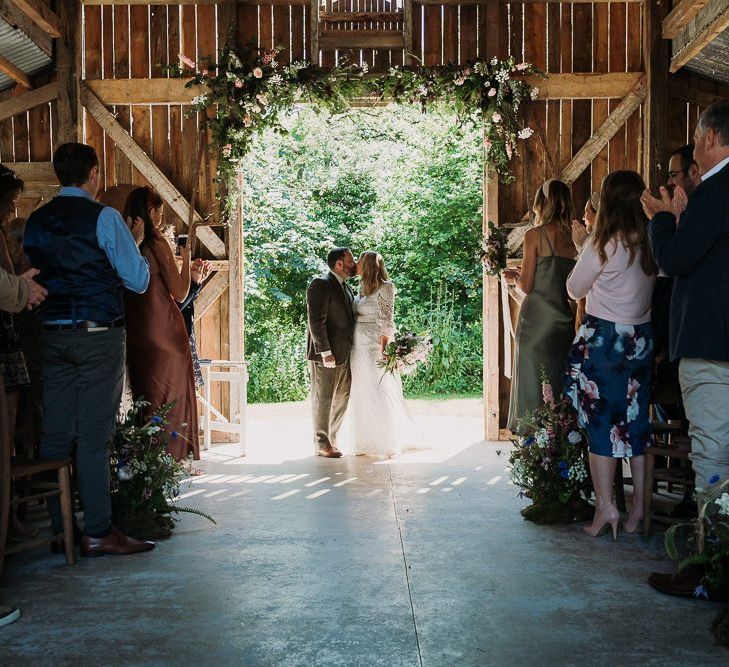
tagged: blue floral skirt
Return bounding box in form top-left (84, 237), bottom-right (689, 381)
top-left (564, 315), bottom-right (654, 458)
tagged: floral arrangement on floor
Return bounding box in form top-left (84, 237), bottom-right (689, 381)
top-left (508, 378), bottom-right (592, 524)
top-left (480, 220), bottom-right (510, 276)
top-left (111, 399), bottom-right (215, 540)
top-left (378, 331), bottom-right (433, 378)
top-left (665, 480), bottom-right (729, 647)
top-left (176, 43), bottom-right (539, 218)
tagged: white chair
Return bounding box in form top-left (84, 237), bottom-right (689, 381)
top-left (196, 360), bottom-right (249, 457)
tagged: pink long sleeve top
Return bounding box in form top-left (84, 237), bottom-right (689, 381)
top-left (566, 239), bottom-right (655, 325)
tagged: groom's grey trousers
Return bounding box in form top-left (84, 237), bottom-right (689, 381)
top-left (309, 360), bottom-right (351, 451)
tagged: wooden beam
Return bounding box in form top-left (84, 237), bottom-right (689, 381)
top-left (18, 183), bottom-right (57, 198)
top-left (318, 30), bottom-right (406, 50)
top-left (3, 161), bottom-right (55, 181)
top-left (403, 0), bottom-right (414, 65)
top-left (0, 81), bottom-right (57, 122)
top-left (83, 72), bottom-right (644, 106)
top-left (0, 0), bottom-right (52, 56)
top-left (81, 0), bottom-right (221, 4)
top-left (663, 0), bottom-right (709, 39)
top-left (309, 0), bottom-right (319, 64)
top-left (80, 84), bottom-right (227, 258)
top-left (194, 271), bottom-right (229, 320)
top-left (484, 0), bottom-right (500, 442)
top-left (228, 173), bottom-right (245, 430)
top-left (0, 53), bottom-right (31, 89)
top-left (84, 78), bottom-right (207, 105)
top-left (670, 0), bottom-right (729, 73)
top-left (525, 72), bottom-right (644, 99)
top-left (55, 0), bottom-right (80, 144)
top-left (645, 0), bottom-right (671, 190)
top-left (507, 77), bottom-right (647, 251)
top-left (7, 0), bottom-right (61, 38)
top-left (320, 12), bottom-right (403, 22)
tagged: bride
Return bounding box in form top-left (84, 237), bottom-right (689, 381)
top-left (348, 251), bottom-right (414, 458)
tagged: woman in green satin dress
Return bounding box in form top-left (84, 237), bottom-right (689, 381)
top-left (505, 179), bottom-right (577, 434)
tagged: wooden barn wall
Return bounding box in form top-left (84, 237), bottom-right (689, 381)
top-left (75, 3), bottom-right (231, 423)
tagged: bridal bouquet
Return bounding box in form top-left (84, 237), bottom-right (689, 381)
top-left (508, 378), bottom-right (592, 524)
top-left (379, 331), bottom-right (433, 377)
top-left (480, 220), bottom-right (509, 277)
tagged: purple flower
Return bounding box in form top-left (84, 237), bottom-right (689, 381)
top-left (151, 416), bottom-right (162, 424)
top-left (171, 431), bottom-right (179, 439)
top-left (693, 584), bottom-right (709, 600)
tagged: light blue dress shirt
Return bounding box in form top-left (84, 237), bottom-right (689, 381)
top-left (46, 188), bottom-right (150, 323)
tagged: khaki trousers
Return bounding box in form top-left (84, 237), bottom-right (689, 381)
top-left (309, 361), bottom-right (351, 452)
top-left (679, 357), bottom-right (729, 495)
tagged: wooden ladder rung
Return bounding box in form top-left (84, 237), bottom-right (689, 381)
top-left (319, 29), bottom-right (406, 50)
top-left (320, 11), bottom-right (404, 23)
top-left (11, 489), bottom-right (61, 505)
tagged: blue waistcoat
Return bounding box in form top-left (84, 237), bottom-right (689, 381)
top-left (24, 196), bottom-right (123, 323)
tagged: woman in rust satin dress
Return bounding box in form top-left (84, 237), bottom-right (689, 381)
top-left (123, 187), bottom-right (199, 460)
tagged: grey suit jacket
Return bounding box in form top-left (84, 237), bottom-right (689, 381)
top-left (306, 272), bottom-right (354, 365)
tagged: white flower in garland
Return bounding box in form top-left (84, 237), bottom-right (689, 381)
top-left (495, 70), bottom-right (510, 84)
top-left (715, 492), bottom-right (729, 516)
top-left (535, 428), bottom-right (550, 447)
top-left (253, 67), bottom-right (263, 78)
top-left (269, 73), bottom-right (283, 86)
top-left (567, 430), bottom-right (582, 445)
top-left (492, 112), bottom-right (502, 124)
top-left (191, 94), bottom-right (208, 107)
top-left (531, 87), bottom-right (539, 100)
top-left (518, 127), bottom-right (534, 140)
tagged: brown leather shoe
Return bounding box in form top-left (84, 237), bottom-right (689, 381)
top-left (317, 447), bottom-right (343, 458)
top-left (648, 566), bottom-right (728, 603)
top-left (80, 528), bottom-right (155, 558)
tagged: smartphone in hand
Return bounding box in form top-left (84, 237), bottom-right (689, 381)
top-left (176, 234), bottom-right (188, 255)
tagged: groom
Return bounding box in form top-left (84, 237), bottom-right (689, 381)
top-left (306, 247), bottom-right (356, 458)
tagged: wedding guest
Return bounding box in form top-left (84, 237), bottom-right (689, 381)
top-left (642, 103), bottom-right (729, 600)
top-left (123, 187), bottom-right (199, 460)
top-left (0, 246), bottom-right (46, 632)
top-left (565, 171), bottom-right (657, 539)
top-left (643, 101), bottom-right (729, 501)
top-left (24, 142), bottom-right (154, 557)
top-left (504, 179), bottom-right (577, 433)
top-left (178, 258), bottom-right (212, 388)
top-left (653, 145), bottom-right (702, 386)
top-left (574, 192), bottom-right (600, 328)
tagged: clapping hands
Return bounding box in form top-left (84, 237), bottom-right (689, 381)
top-left (191, 259), bottom-right (212, 284)
top-left (20, 268), bottom-right (47, 310)
top-left (640, 186), bottom-right (688, 220)
top-left (571, 219), bottom-right (590, 250)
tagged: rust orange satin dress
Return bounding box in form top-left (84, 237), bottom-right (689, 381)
top-left (124, 233), bottom-right (199, 460)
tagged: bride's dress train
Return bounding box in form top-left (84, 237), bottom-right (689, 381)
top-left (345, 281), bottom-right (415, 457)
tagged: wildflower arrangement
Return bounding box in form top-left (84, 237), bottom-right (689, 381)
top-left (111, 399), bottom-right (215, 540)
top-left (480, 220), bottom-right (510, 276)
top-left (177, 43), bottom-right (539, 218)
top-left (508, 378), bottom-right (592, 523)
top-left (378, 331), bottom-right (433, 377)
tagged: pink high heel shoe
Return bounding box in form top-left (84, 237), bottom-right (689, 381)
top-left (583, 503), bottom-right (620, 541)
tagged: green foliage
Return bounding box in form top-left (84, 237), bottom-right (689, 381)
top-left (111, 400), bottom-right (215, 540)
top-left (242, 106), bottom-right (485, 403)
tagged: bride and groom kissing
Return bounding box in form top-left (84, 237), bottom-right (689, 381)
top-left (306, 247), bottom-right (413, 459)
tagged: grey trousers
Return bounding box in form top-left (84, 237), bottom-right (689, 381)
top-left (679, 357), bottom-right (729, 496)
top-left (309, 361), bottom-right (351, 451)
top-left (40, 327), bottom-right (126, 537)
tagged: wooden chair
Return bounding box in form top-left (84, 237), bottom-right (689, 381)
top-left (642, 383), bottom-right (693, 538)
top-left (0, 373), bottom-right (75, 579)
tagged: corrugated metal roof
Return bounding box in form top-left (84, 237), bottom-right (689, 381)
top-left (684, 29), bottom-right (729, 87)
top-left (0, 17), bottom-right (53, 92)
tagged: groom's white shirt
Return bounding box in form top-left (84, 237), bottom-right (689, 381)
top-left (320, 270), bottom-right (345, 359)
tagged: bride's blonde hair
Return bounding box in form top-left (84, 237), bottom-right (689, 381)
top-left (358, 251), bottom-right (389, 296)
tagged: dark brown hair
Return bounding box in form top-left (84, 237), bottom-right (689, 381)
top-left (592, 170), bottom-right (656, 276)
top-left (123, 186), bottom-right (164, 248)
top-left (0, 165), bottom-right (24, 224)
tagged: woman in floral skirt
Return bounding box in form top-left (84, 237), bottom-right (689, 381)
top-left (565, 171), bottom-right (657, 539)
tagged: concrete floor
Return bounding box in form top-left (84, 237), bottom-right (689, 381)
top-left (1, 400), bottom-right (726, 666)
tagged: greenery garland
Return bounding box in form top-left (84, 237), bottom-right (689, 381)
top-left (177, 43), bottom-right (540, 220)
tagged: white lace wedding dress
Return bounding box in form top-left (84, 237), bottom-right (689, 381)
top-left (346, 281), bottom-right (415, 457)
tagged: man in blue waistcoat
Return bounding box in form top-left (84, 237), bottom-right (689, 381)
top-left (24, 143), bottom-right (154, 557)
